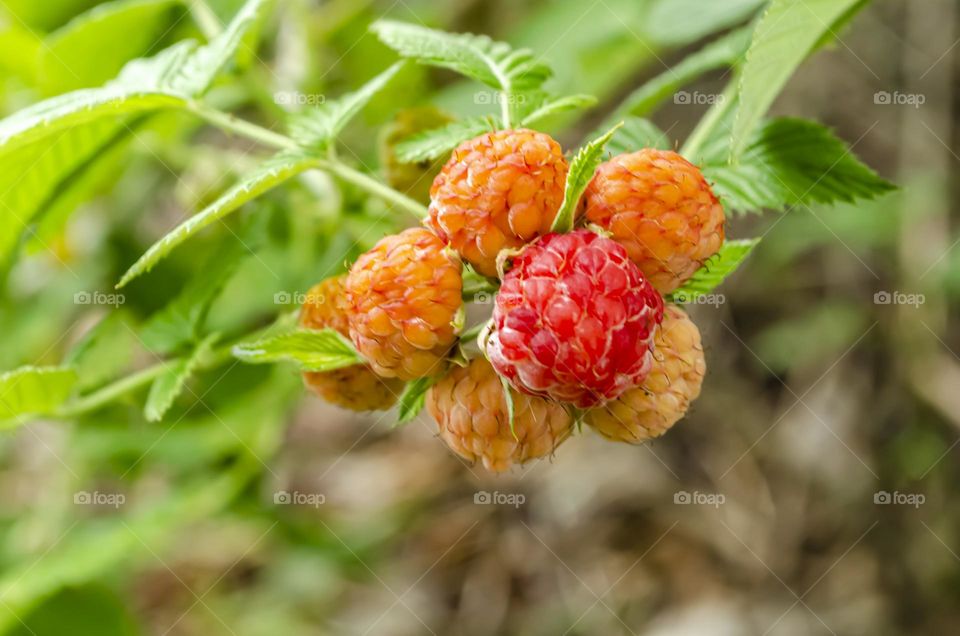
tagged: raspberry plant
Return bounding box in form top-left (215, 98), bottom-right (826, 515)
top-left (0, 0), bottom-right (896, 623)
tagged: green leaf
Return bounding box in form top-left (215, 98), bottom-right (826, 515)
top-left (39, 0), bottom-right (183, 94)
top-left (370, 20), bottom-right (552, 93)
top-left (393, 116), bottom-right (494, 163)
top-left (703, 118), bottom-right (895, 214)
top-left (396, 376), bottom-right (438, 425)
top-left (730, 0), bottom-right (869, 159)
top-left (233, 328), bottom-right (363, 372)
top-left (645, 0), bottom-right (765, 46)
top-left (144, 334), bottom-right (218, 422)
top-left (118, 152), bottom-right (316, 288)
top-left (669, 239), bottom-right (759, 300)
top-left (519, 93), bottom-right (597, 126)
top-left (0, 0), bottom-right (269, 268)
top-left (289, 62), bottom-right (403, 147)
top-left (0, 366), bottom-right (77, 426)
top-left (615, 25), bottom-right (752, 117)
top-left (600, 117), bottom-right (670, 155)
top-left (551, 122), bottom-right (623, 233)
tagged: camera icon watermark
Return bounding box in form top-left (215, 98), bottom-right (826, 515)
top-left (873, 290), bottom-right (924, 308)
top-left (874, 490), bottom-right (924, 508)
top-left (874, 91), bottom-right (925, 108)
top-left (73, 490), bottom-right (125, 509)
top-left (273, 490), bottom-right (325, 508)
top-left (674, 490), bottom-right (725, 508)
top-left (672, 291), bottom-right (726, 307)
top-left (674, 90), bottom-right (725, 106)
top-left (74, 291), bottom-right (125, 307)
top-left (274, 290), bottom-right (328, 306)
top-left (473, 91), bottom-right (527, 106)
top-left (473, 291), bottom-right (493, 304)
top-left (274, 91), bottom-right (326, 107)
top-left (474, 490), bottom-right (525, 508)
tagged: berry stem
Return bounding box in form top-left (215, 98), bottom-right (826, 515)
top-left (321, 161), bottom-right (428, 219)
top-left (53, 327), bottom-right (269, 419)
top-left (187, 102), bottom-right (429, 219)
top-left (188, 0), bottom-right (224, 39)
top-left (500, 91), bottom-right (511, 128)
top-left (680, 80), bottom-right (738, 160)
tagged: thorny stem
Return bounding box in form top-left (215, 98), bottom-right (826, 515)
top-left (187, 102), bottom-right (428, 219)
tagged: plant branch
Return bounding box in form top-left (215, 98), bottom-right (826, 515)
top-left (188, 0), bottom-right (224, 39)
top-left (187, 102), bottom-right (428, 218)
top-left (55, 335), bottom-right (238, 419)
top-left (680, 79), bottom-right (738, 161)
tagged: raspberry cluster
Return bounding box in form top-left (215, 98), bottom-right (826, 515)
top-left (299, 130), bottom-right (723, 471)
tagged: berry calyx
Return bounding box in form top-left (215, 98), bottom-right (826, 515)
top-left (586, 305), bottom-right (705, 442)
top-left (427, 128), bottom-right (569, 277)
top-left (483, 229), bottom-right (664, 408)
top-left (299, 277), bottom-right (404, 411)
top-left (583, 149), bottom-right (724, 294)
top-left (427, 357), bottom-right (573, 472)
top-left (343, 228), bottom-right (463, 380)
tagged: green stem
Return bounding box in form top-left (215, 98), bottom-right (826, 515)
top-left (320, 161), bottom-right (427, 219)
top-left (187, 102), bottom-right (428, 219)
top-left (500, 91), bottom-right (511, 129)
top-left (188, 101), bottom-right (299, 151)
top-left (54, 335), bottom-right (242, 419)
top-left (187, 0), bottom-right (223, 39)
top-left (54, 365), bottom-right (166, 418)
top-left (680, 80), bottom-right (738, 161)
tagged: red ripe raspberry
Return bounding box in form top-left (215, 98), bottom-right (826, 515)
top-left (583, 149), bottom-right (724, 294)
top-left (586, 305), bottom-right (705, 442)
top-left (427, 129), bottom-right (568, 277)
top-left (484, 229), bottom-right (664, 408)
top-left (343, 228), bottom-right (463, 380)
top-left (299, 277), bottom-right (403, 411)
top-left (427, 358), bottom-right (573, 472)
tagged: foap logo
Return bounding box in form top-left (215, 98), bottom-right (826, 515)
top-left (74, 490), bottom-right (125, 509)
top-left (474, 490), bottom-right (525, 508)
top-left (674, 90), bottom-right (725, 106)
top-left (274, 290), bottom-right (329, 306)
top-left (874, 490), bottom-right (925, 508)
top-left (874, 91), bottom-right (925, 108)
top-left (672, 291), bottom-right (726, 307)
top-left (873, 291), bottom-right (924, 308)
top-left (474, 91), bottom-right (527, 106)
top-left (274, 91), bottom-right (326, 106)
top-left (273, 490), bottom-right (326, 508)
top-left (74, 291), bottom-right (125, 307)
top-left (674, 490), bottom-right (725, 508)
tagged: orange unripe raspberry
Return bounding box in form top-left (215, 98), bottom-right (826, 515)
top-left (299, 277), bottom-right (403, 411)
top-left (427, 358), bottom-right (573, 472)
top-left (427, 129), bottom-right (568, 277)
top-left (583, 149), bottom-right (724, 294)
top-left (585, 305), bottom-right (705, 443)
top-left (343, 228), bottom-right (463, 380)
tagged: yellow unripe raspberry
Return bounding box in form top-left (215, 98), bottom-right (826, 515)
top-left (427, 129), bottom-right (568, 277)
top-left (299, 277), bottom-right (403, 411)
top-left (343, 228), bottom-right (463, 380)
top-left (585, 305), bottom-right (705, 442)
top-left (427, 358), bottom-right (573, 472)
top-left (583, 149), bottom-right (724, 294)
